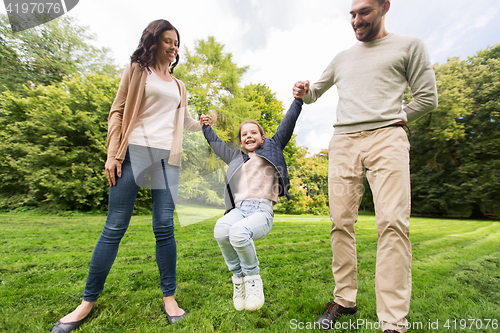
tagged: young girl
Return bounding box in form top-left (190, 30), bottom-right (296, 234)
top-left (200, 98), bottom-right (303, 311)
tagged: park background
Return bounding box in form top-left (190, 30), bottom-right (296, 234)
top-left (0, 12), bottom-right (499, 217)
top-left (0, 0), bottom-right (500, 331)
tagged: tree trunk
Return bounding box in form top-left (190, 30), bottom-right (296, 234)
top-left (469, 203), bottom-right (485, 219)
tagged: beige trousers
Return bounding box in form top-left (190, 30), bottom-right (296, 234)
top-left (328, 126), bottom-right (412, 333)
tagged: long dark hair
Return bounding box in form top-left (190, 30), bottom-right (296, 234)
top-left (130, 19), bottom-right (180, 74)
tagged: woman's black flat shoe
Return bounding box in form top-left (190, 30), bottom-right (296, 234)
top-left (163, 302), bottom-right (187, 324)
top-left (51, 305), bottom-right (95, 333)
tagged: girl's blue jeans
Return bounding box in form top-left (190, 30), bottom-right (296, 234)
top-left (213, 199), bottom-right (274, 277)
top-left (82, 147), bottom-right (179, 301)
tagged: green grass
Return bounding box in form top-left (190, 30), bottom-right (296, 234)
top-left (1, 212), bottom-right (499, 332)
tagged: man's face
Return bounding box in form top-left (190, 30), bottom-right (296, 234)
top-left (350, 0), bottom-right (388, 42)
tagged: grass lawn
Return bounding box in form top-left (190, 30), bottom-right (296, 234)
top-left (1, 212), bottom-right (499, 332)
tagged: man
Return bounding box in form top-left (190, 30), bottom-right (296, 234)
top-left (293, 0), bottom-right (438, 332)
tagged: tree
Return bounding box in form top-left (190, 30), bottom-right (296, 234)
top-left (0, 14), bottom-right (123, 212)
top-left (0, 34), bottom-right (28, 94)
top-left (174, 37), bottom-right (250, 207)
top-left (409, 44), bottom-right (500, 218)
top-left (457, 49), bottom-right (500, 217)
top-left (0, 74), bottom-right (119, 211)
top-left (175, 37), bottom-right (251, 142)
top-left (0, 14), bottom-right (118, 89)
top-left (409, 57), bottom-right (471, 213)
top-left (275, 148), bottom-right (327, 215)
top-left (242, 83), bottom-right (284, 134)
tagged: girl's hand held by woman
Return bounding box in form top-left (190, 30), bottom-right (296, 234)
top-left (200, 114), bottom-right (212, 126)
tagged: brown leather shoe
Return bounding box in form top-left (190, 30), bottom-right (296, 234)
top-left (315, 301), bottom-right (358, 330)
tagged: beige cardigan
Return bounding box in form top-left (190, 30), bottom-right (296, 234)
top-left (107, 62), bottom-right (201, 167)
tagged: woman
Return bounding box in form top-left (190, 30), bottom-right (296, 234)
top-left (51, 19), bottom-right (203, 333)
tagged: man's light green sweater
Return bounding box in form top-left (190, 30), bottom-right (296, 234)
top-left (304, 33), bottom-right (438, 134)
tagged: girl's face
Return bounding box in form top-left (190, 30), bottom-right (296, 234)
top-left (155, 29), bottom-right (179, 66)
top-left (240, 123), bottom-right (265, 152)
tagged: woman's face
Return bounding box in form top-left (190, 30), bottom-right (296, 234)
top-left (155, 29), bottom-right (179, 66)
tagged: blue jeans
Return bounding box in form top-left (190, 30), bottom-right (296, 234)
top-left (82, 147), bottom-right (179, 301)
top-left (213, 199), bottom-right (274, 277)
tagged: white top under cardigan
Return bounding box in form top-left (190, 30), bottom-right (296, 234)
top-left (128, 71), bottom-right (180, 150)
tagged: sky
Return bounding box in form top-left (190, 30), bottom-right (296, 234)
top-left (2, 0), bottom-right (500, 154)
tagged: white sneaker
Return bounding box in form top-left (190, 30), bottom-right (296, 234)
top-left (232, 276), bottom-right (245, 311)
top-left (244, 274), bottom-right (264, 311)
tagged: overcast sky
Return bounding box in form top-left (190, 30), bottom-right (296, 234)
top-left (2, 0), bottom-right (499, 154)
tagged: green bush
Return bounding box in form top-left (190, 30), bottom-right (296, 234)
top-left (0, 75), bottom-right (119, 211)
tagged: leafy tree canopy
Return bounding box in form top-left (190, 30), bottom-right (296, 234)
top-left (0, 14), bottom-right (118, 91)
top-left (410, 44), bottom-right (500, 218)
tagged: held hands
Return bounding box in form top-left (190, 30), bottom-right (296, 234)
top-left (200, 114), bottom-right (212, 126)
top-left (293, 80), bottom-right (310, 99)
top-left (105, 157), bottom-right (122, 186)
